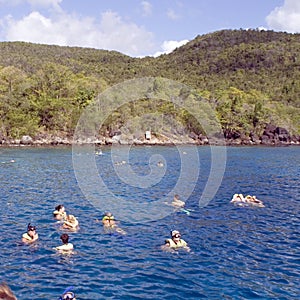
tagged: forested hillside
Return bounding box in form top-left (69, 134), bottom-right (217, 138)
top-left (0, 29), bottom-right (299, 145)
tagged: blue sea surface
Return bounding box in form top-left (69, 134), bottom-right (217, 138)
top-left (0, 146), bottom-right (299, 299)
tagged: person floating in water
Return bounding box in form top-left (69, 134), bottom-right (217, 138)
top-left (244, 195), bottom-right (265, 207)
top-left (101, 212), bottom-right (126, 235)
top-left (22, 223), bottom-right (39, 243)
top-left (231, 193), bottom-right (264, 207)
top-left (162, 230), bottom-right (190, 252)
top-left (164, 194), bottom-right (191, 215)
top-left (54, 233), bottom-right (74, 251)
top-left (63, 215), bottom-right (79, 230)
top-left (1, 159), bottom-right (15, 164)
top-left (157, 161), bottom-right (164, 167)
top-left (58, 286), bottom-right (76, 300)
top-left (0, 282), bottom-right (17, 300)
top-left (230, 194), bottom-right (245, 205)
top-left (172, 194), bottom-right (185, 208)
top-left (53, 204), bottom-right (67, 220)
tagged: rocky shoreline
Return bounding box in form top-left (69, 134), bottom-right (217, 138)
top-left (1, 124), bottom-right (299, 147)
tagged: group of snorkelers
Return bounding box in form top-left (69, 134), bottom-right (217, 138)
top-left (16, 199), bottom-right (190, 299)
top-left (230, 193), bottom-right (265, 207)
top-left (53, 204), bottom-right (79, 230)
top-left (21, 204), bottom-right (79, 249)
top-left (15, 191), bottom-right (264, 299)
top-left (22, 197), bottom-right (191, 253)
top-left (21, 205), bottom-right (132, 249)
top-left (17, 205), bottom-right (86, 299)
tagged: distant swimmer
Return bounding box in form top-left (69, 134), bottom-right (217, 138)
top-left (95, 149), bottom-right (103, 156)
top-left (58, 286), bottom-right (76, 300)
top-left (114, 160), bottom-right (126, 166)
top-left (102, 212), bottom-right (126, 235)
top-left (63, 215), bottom-right (79, 230)
top-left (230, 194), bottom-right (245, 205)
top-left (164, 194), bottom-right (191, 215)
top-left (53, 204), bottom-right (67, 220)
top-left (54, 233), bottom-right (74, 251)
top-left (244, 195), bottom-right (265, 207)
top-left (1, 159), bottom-right (15, 164)
top-left (22, 223), bottom-right (39, 243)
top-left (231, 193), bottom-right (264, 207)
top-left (157, 161), bottom-right (164, 167)
top-left (161, 230), bottom-right (190, 252)
top-left (172, 194), bottom-right (185, 208)
top-left (0, 282), bottom-right (17, 300)
top-left (102, 212), bottom-right (115, 226)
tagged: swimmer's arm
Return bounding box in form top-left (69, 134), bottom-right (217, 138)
top-left (63, 221), bottom-right (74, 227)
top-left (161, 240), bottom-right (170, 249)
top-left (184, 245), bottom-right (191, 252)
top-left (161, 244), bottom-right (169, 251)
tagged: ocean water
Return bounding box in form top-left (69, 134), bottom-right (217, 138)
top-left (0, 146), bottom-right (299, 299)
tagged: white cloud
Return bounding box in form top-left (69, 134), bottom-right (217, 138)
top-left (141, 1), bottom-right (152, 17)
top-left (266, 0), bottom-right (300, 33)
top-left (166, 9), bottom-right (180, 20)
top-left (153, 39), bottom-right (189, 57)
top-left (1, 10), bottom-right (155, 57)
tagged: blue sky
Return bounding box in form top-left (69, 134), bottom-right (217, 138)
top-left (0, 0), bottom-right (299, 57)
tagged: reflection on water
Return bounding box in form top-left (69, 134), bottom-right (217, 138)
top-left (0, 146), bottom-right (299, 299)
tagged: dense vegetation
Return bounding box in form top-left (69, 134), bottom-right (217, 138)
top-left (0, 29), bottom-right (299, 142)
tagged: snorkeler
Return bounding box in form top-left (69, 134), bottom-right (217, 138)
top-left (230, 193), bottom-right (245, 204)
top-left (58, 286), bottom-right (76, 300)
top-left (231, 193), bottom-right (264, 207)
top-left (244, 195), bottom-right (265, 207)
top-left (53, 204), bottom-right (67, 220)
top-left (63, 215), bottom-right (79, 230)
top-left (54, 233), bottom-right (74, 251)
top-left (102, 212), bottom-right (116, 227)
top-left (102, 212), bottom-right (126, 235)
top-left (172, 194), bottom-right (185, 208)
top-left (22, 223), bottom-right (39, 243)
top-left (162, 230), bottom-right (190, 252)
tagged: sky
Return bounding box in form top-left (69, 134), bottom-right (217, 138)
top-left (0, 0), bottom-right (299, 57)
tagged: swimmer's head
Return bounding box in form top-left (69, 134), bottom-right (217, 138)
top-left (62, 291), bottom-right (75, 300)
top-left (60, 233), bottom-right (69, 245)
top-left (103, 212), bottom-right (114, 220)
top-left (58, 291), bottom-right (76, 300)
top-left (174, 194), bottom-right (180, 200)
top-left (27, 223), bottom-right (36, 232)
top-left (55, 204), bottom-right (65, 212)
top-left (171, 230), bottom-right (181, 239)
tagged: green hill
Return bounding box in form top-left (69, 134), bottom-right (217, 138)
top-left (0, 29), bottom-right (299, 144)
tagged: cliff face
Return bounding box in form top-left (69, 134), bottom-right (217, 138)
top-left (0, 29), bottom-right (299, 144)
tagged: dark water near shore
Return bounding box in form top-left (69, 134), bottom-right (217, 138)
top-left (0, 146), bottom-right (299, 299)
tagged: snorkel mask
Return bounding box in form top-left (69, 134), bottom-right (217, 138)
top-left (58, 286), bottom-right (75, 300)
top-left (27, 223), bottom-right (36, 232)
